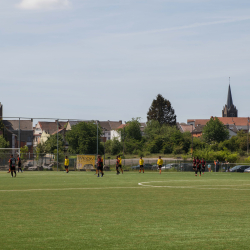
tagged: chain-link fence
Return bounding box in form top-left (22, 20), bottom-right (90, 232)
top-left (1, 152), bottom-right (249, 173)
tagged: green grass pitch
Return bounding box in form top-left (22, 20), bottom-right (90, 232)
top-left (0, 171), bottom-right (250, 250)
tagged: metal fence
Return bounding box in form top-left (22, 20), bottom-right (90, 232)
top-left (0, 153), bottom-right (248, 173)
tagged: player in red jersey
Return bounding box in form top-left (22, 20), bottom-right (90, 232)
top-left (195, 157), bottom-right (201, 177)
top-left (9, 154), bottom-right (17, 177)
top-left (17, 154), bottom-right (23, 173)
top-left (96, 155), bottom-right (104, 177)
top-left (115, 156), bottom-right (120, 175)
top-left (201, 158), bottom-right (206, 174)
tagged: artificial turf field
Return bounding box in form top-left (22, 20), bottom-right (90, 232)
top-left (0, 171), bottom-right (250, 250)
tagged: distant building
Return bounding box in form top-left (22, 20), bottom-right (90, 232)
top-left (187, 84), bottom-right (249, 137)
top-left (177, 123), bottom-right (194, 133)
top-left (3, 120), bottom-right (33, 152)
top-left (99, 120), bottom-right (123, 141)
top-left (65, 120), bottom-right (123, 142)
top-left (33, 121), bottom-right (67, 146)
top-left (222, 84), bottom-right (238, 117)
top-left (187, 117), bottom-right (249, 133)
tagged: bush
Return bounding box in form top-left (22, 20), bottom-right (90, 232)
top-left (226, 153), bottom-right (239, 163)
top-left (238, 149), bottom-right (246, 157)
top-left (245, 156), bottom-right (250, 163)
top-left (172, 145), bottom-right (184, 155)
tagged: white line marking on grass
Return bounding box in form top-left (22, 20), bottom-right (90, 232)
top-left (138, 181), bottom-right (250, 191)
top-left (0, 186), bottom-right (150, 192)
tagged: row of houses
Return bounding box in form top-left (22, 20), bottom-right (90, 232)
top-left (1, 85), bottom-right (249, 154)
top-left (177, 117), bottom-right (250, 138)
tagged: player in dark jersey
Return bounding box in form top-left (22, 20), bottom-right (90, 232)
top-left (96, 155), bottom-right (104, 177)
top-left (195, 157), bottom-right (201, 177)
top-left (17, 154), bottom-right (23, 173)
top-left (201, 158), bottom-right (206, 174)
top-left (116, 156), bottom-right (120, 175)
top-left (9, 154), bottom-right (16, 177)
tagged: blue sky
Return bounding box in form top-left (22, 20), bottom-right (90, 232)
top-left (1, 0), bottom-right (250, 124)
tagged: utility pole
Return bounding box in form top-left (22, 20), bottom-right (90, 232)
top-left (191, 123), bottom-right (193, 156)
top-left (247, 117), bottom-right (249, 155)
top-left (18, 117), bottom-right (20, 149)
top-left (123, 122), bottom-right (126, 157)
top-left (57, 119), bottom-right (58, 171)
top-left (96, 120), bottom-right (98, 156)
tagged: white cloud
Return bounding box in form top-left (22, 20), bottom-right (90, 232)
top-left (17, 0), bottom-right (70, 10)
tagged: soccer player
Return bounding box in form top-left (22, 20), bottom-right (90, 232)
top-left (139, 156), bottom-right (144, 173)
top-left (97, 155), bottom-right (104, 177)
top-left (201, 158), bottom-right (206, 174)
top-left (17, 154), bottom-right (22, 173)
top-left (118, 155), bottom-right (123, 174)
top-left (9, 154), bottom-right (16, 178)
top-left (195, 157), bottom-right (201, 177)
top-left (64, 156), bottom-right (69, 173)
top-left (116, 156), bottom-right (120, 175)
top-left (157, 156), bottom-right (163, 174)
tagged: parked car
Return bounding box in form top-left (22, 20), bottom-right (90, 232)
top-left (180, 163), bottom-right (193, 171)
top-left (131, 164), bottom-right (153, 170)
top-left (230, 165), bottom-right (250, 172)
top-left (244, 167), bottom-right (250, 173)
top-left (162, 163), bottom-right (179, 170)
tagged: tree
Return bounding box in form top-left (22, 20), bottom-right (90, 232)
top-left (0, 135), bottom-right (9, 148)
top-left (66, 121), bottom-right (103, 154)
top-left (202, 117), bottom-right (229, 143)
top-left (35, 143), bottom-right (46, 161)
top-left (147, 94), bottom-right (176, 126)
top-left (45, 134), bottom-right (64, 153)
top-left (123, 118), bottom-right (142, 141)
top-left (20, 145), bottom-right (28, 160)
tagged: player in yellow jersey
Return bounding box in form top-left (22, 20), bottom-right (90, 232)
top-left (118, 155), bottom-right (123, 174)
top-left (139, 156), bottom-right (144, 173)
top-left (157, 156), bottom-right (163, 174)
top-left (64, 156), bottom-right (69, 173)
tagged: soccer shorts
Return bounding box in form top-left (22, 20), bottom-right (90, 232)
top-left (140, 165), bottom-right (144, 168)
top-left (65, 166), bottom-right (69, 169)
top-left (158, 165), bottom-right (162, 169)
top-left (118, 165), bottom-right (122, 168)
top-left (11, 166), bottom-right (16, 171)
top-left (98, 166), bottom-right (103, 171)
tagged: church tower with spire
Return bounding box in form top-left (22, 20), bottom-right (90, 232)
top-left (222, 84), bottom-right (238, 117)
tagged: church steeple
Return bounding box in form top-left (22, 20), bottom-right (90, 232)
top-left (222, 80), bottom-right (238, 117)
top-left (227, 84), bottom-right (233, 109)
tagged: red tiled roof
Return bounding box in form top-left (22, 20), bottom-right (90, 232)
top-left (187, 117), bottom-right (250, 127)
top-left (38, 121), bottom-right (67, 134)
top-left (180, 125), bottom-right (193, 133)
top-left (116, 124), bottom-right (127, 130)
top-left (52, 128), bottom-right (65, 135)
